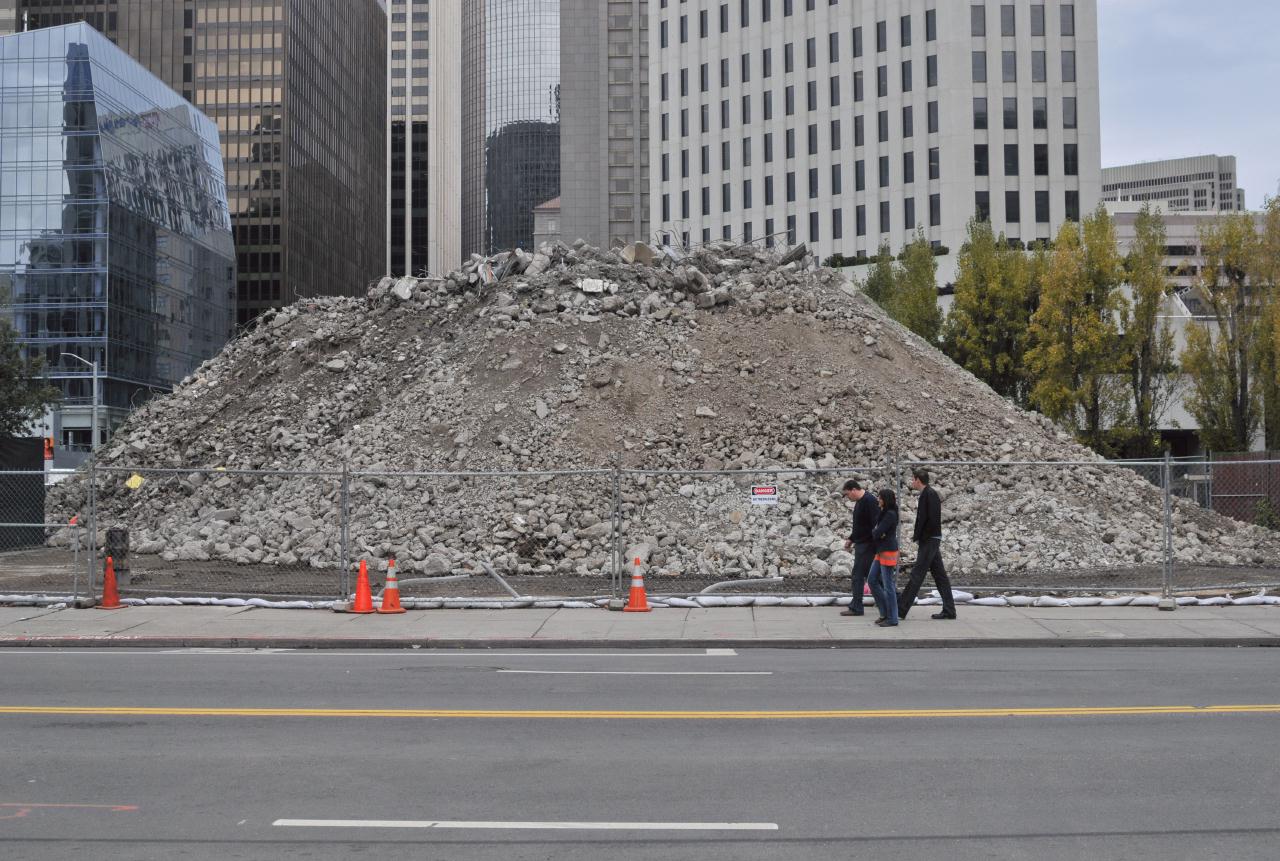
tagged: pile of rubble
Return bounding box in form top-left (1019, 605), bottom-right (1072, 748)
top-left (48, 239), bottom-right (1280, 584)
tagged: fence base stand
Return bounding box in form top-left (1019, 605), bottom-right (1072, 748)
top-left (72, 596), bottom-right (98, 609)
top-left (606, 598), bottom-right (626, 611)
top-left (1158, 598), bottom-right (1177, 611)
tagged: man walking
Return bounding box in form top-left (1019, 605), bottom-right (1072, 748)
top-left (839, 479), bottom-right (878, 617)
top-left (898, 468), bottom-right (957, 620)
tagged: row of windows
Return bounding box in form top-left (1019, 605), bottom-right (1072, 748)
top-left (1101, 171), bottom-right (1219, 193)
top-left (971, 4), bottom-right (1075, 39)
top-left (975, 95), bottom-right (1079, 129)
top-left (972, 49), bottom-right (1076, 83)
top-left (659, 4), bottom-right (939, 49)
top-left (661, 51), bottom-right (941, 100)
top-left (975, 189), bottom-right (1080, 224)
top-left (660, 95), bottom-right (942, 140)
top-left (974, 143), bottom-right (1080, 177)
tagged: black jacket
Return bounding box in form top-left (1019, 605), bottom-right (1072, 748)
top-left (912, 485), bottom-right (942, 543)
top-left (872, 508), bottom-right (899, 554)
top-left (849, 492), bottom-right (879, 544)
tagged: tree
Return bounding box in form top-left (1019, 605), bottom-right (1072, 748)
top-left (942, 220), bottom-right (1039, 403)
top-left (888, 229), bottom-right (943, 344)
top-left (1025, 209), bottom-right (1126, 450)
top-left (1250, 199), bottom-right (1280, 447)
top-left (0, 320), bottom-right (60, 438)
top-left (861, 242), bottom-right (896, 307)
top-left (1119, 205), bottom-right (1179, 455)
top-left (1181, 207), bottom-right (1274, 452)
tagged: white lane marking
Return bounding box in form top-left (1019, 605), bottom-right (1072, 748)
top-left (496, 670), bottom-right (770, 676)
top-left (273, 818), bottom-right (778, 831)
top-left (160, 648), bottom-right (294, 654)
top-left (0, 650), bottom-right (731, 658)
top-left (706, 648), bottom-right (737, 656)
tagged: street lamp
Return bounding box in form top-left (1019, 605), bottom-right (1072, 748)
top-left (60, 352), bottom-right (99, 452)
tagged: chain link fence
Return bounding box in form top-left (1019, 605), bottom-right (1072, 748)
top-left (2, 455), bottom-right (1278, 604)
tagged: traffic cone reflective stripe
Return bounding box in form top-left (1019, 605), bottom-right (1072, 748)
top-left (351, 559), bottom-right (375, 614)
top-left (377, 559), bottom-right (406, 614)
top-left (97, 556), bottom-right (123, 610)
top-left (623, 557), bottom-right (651, 612)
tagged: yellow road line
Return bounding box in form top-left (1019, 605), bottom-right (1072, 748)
top-left (1, 704), bottom-right (1279, 720)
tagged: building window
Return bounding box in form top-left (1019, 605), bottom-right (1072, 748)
top-left (1065, 190), bottom-right (1080, 222)
top-left (905, 197), bottom-right (916, 229)
top-left (787, 214), bottom-right (797, 244)
top-left (1061, 4), bottom-right (1075, 37)
top-left (971, 5), bottom-right (986, 37)
top-left (1032, 51), bottom-right (1046, 83)
top-left (856, 159), bottom-right (866, 191)
top-left (764, 91), bottom-right (773, 120)
top-left (877, 65), bottom-right (888, 98)
top-left (857, 204), bottom-right (867, 236)
top-left (661, 113), bottom-right (669, 141)
top-left (1062, 51), bottom-right (1076, 83)
top-left (1006, 190), bottom-right (1020, 223)
top-left (1005, 144), bottom-right (1019, 176)
top-left (722, 100), bottom-right (731, 128)
top-left (766, 175), bottom-right (775, 204)
top-left (878, 110), bottom-right (889, 142)
top-left (763, 0), bottom-right (772, 22)
top-left (810, 211), bottom-right (820, 243)
top-left (972, 51), bottom-right (986, 83)
top-left (830, 31), bottom-right (839, 63)
top-left (831, 119), bottom-right (842, 149)
top-left (929, 147), bottom-right (940, 180)
top-left (721, 58), bottom-right (730, 87)
top-left (854, 70), bottom-right (864, 102)
top-left (786, 171), bottom-right (796, 202)
top-left (662, 194), bottom-right (670, 221)
top-left (786, 128), bottom-right (796, 158)
top-left (765, 133), bottom-right (774, 162)
top-left (1034, 143), bottom-right (1048, 176)
top-left (879, 200), bottom-right (891, 233)
top-left (743, 136), bottom-right (752, 166)
top-left (833, 207), bottom-right (843, 239)
top-left (975, 144), bottom-right (989, 177)
top-left (1031, 4), bottom-right (1045, 36)
top-left (808, 167), bottom-right (819, 198)
top-left (660, 20), bottom-right (668, 48)
top-left (808, 124), bottom-right (818, 155)
top-left (928, 101), bottom-right (939, 134)
top-left (743, 94), bottom-right (752, 123)
top-left (903, 106), bottom-right (914, 138)
top-left (853, 25), bottom-right (863, 58)
top-left (974, 97), bottom-right (988, 129)
top-left (722, 140), bottom-right (732, 169)
top-left (926, 9), bottom-right (937, 41)
top-left (1004, 96), bottom-right (1018, 129)
top-left (1033, 97), bottom-right (1047, 130)
top-left (701, 63), bottom-right (709, 92)
top-left (742, 53), bottom-right (751, 82)
top-left (680, 15), bottom-right (688, 42)
top-left (763, 47), bottom-right (773, 77)
top-left (1063, 97), bottom-right (1078, 129)
top-left (681, 190), bottom-right (689, 218)
top-left (1001, 4), bottom-right (1015, 36)
top-left (701, 186), bottom-right (711, 215)
top-left (904, 151), bottom-right (915, 184)
top-left (930, 193), bottom-right (941, 226)
top-left (702, 145), bottom-right (710, 174)
top-left (901, 14), bottom-right (911, 47)
top-left (806, 36), bottom-right (817, 68)
top-left (723, 183), bottom-right (732, 212)
top-left (832, 163), bottom-right (842, 194)
top-left (1035, 190), bottom-right (1050, 223)
top-left (785, 86), bottom-right (795, 115)
top-left (976, 191), bottom-right (991, 222)
top-left (701, 104), bottom-right (710, 133)
top-left (807, 80), bottom-right (818, 111)
top-left (876, 19), bottom-right (887, 52)
top-left (682, 149), bottom-right (690, 177)
top-left (721, 2), bottom-right (730, 32)
top-left (1003, 51), bottom-right (1017, 82)
top-left (927, 55), bottom-right (938, 87)
top-left (681, 67), bottom-right (689, 96)
top-left (854, 115), bottom-right (865, 146)
top-left (830, 76), bottom-right (841, 106)
top-left (879, 155), bottom-right (890, 187)
top-left (1064, 143), bottom-right (1079, 176)
top-left (902, 60), bottom-right (913, 92)
top-left (785, 42), bottom-right (794, 73)
top-left (661, 73), bottom-right (669, 101)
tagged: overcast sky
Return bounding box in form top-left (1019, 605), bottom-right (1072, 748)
top-left (1099, 0), bottom-right (1280, 207)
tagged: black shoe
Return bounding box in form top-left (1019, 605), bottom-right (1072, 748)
top-left (931, 611), bottom-right (956, 620)
top-left (875, 619), bottom-right (898, 627)
top-left (875, 617), bottom-right (886, 624)
top-left (840, 609), bottom-right (863, 616)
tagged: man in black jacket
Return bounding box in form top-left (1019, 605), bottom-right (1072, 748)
top-left (898, 468), bottom-right (957, 620)
top-left (839, 479), bottom-right (878, 617)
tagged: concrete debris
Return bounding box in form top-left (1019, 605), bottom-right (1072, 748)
top-left (45, 237), bottom-right (1280, 583)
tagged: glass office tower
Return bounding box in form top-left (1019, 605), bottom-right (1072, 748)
top-left (0, 23), bottom-right (234, 447)
top-left (462, 0), bottom-right (560, 255)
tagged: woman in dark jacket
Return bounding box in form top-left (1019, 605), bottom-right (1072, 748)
top-left (868, 488), bottom-right (900, 627)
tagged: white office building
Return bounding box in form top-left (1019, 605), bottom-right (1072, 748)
top-left (1102, 155), bottom-right (1246, 214)
top-left (649, 0), bottom-right (1101, 272)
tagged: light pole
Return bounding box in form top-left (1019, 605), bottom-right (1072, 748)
top-left (60, 352), bottom-right (99, 452)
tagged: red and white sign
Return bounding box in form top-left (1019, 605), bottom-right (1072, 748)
top-left (750, 485), bottom-right (779, 506)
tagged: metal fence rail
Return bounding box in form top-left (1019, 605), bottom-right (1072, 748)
top-left (2, 455), bottom-right (1278, 604)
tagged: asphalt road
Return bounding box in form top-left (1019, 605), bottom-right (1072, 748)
top-left (2, 647), bottom-right (1278, 860)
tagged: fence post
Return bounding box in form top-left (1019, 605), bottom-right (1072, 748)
top-left (610, 458), bottom-right (622, 600)
top-left (339, 464), bottom-right (351, 598)
top-left (1159, 450), bottom-right (1175, 611)
top-left (87, 459), bottom-right (98, 600)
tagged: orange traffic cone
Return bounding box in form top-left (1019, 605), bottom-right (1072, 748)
top-left (377, 559), bottom-right (406, 614)
top-left (98, 556), bottom-right (123, 609)
top-left (351, 559), bottom-right (375, 614)
top-left (623, 557), bottom-right (651, 612)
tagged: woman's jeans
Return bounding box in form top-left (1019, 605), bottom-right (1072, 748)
top-left (868, 560), bottom-right (899, 625)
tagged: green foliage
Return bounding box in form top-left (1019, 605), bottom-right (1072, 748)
top-left (1254, 498), bottom-right (1280, 532)
top-left (0, 320), bottom-right (60, 438)
top-left (888, 230), bottom-right (943, 344)
top-left (861, 242), bottom-right (896, 306)
top-left (942, 220), bottom-right (1040, 403)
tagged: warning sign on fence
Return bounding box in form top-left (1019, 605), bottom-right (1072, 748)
top-left (750, 485), bottom-right (779, 505)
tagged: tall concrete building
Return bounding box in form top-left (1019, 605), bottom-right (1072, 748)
top-left (649, 0), bottom-right (1101, 268)
top-left (388, 0), bottom-right (461, 275)
top-left (559, 0), bottom-right (650, 250)
top-left (461, 0), bottom-right (561, 257)
top-left (1102, 155), bottom-right (1246, 214)
top-left (5, 0), bottom-right (387, 326)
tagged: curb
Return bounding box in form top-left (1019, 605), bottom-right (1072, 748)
top-left (1, 636), bottom-right (1278, 650)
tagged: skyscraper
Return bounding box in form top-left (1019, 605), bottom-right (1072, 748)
top-left (0, 23), bottom-right (234, 447)
top-left (388, 0), bottom-right (460, 275)
top-left (461, 0), bottom-right (560, 256)
top-left (5, 0), bottom-right (387, 326)
top-left (649, 0), bottom-right (1102, 272)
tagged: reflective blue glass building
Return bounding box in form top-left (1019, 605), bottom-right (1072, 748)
top-left (0, 23), bottom-right (234, 448)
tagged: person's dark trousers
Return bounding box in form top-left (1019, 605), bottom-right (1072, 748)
top-left (898, 537), bottom-right (956, 618)
top-left (848, 542), bottom-right (875, 614)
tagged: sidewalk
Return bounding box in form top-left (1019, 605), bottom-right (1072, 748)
top-left (2, 604), bottom-right (1279, 648)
